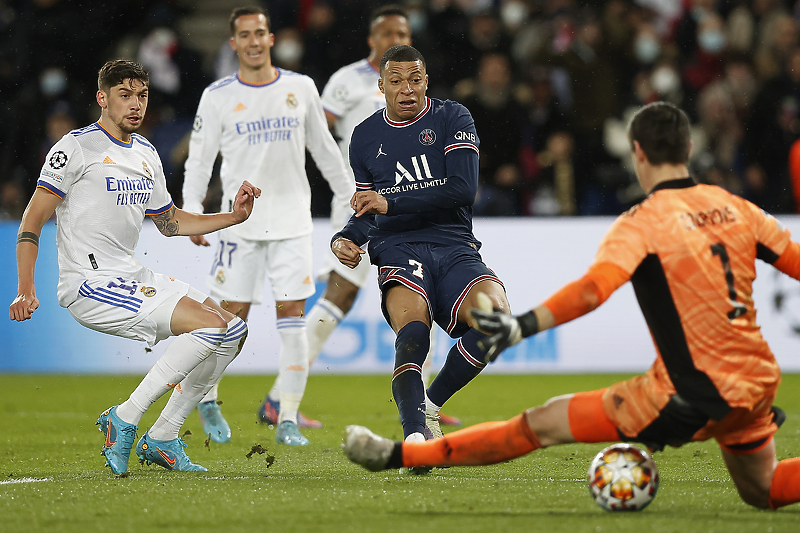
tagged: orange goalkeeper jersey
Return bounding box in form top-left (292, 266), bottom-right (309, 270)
top-left (594, 178), bottom-right (792, 421)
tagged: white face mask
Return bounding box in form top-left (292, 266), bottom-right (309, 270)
top-left (40, 67), bottom-right (68, 97)
top-left (273, 39), bottom-right (304, 65)
top-left (635, 36), bottom-right (661, 64)
top-left (698, 30), bottom-right (726, 54)
top-left (652, 67), bottom-right (680, 95)
top-left (500, 1), bottom-right (528, 31)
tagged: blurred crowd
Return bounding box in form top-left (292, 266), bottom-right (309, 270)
top-left (3, 0), bottom-right (800, 220)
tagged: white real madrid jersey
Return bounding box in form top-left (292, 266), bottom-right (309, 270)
top-left (320, 58), bottom-right (387, 172)
top-left (37, 123), bottom-right (174, 307)
top-left (182, 69), bottom-right (353, 241)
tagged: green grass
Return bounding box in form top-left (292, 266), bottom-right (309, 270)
top-left (1, 374), bottom-right (799, 533)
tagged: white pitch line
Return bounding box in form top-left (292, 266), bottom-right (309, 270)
top-left (0, 477), bottom-right (53, 486)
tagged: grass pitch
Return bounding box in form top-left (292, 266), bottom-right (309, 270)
top-left (1, 373), bottom-right (799, 533)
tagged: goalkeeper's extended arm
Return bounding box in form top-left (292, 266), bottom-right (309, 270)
top-left (471, 262), bottom-right (630, 362)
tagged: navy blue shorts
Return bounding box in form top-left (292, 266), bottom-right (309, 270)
top-left (373, 242), bottom-right (504, 338)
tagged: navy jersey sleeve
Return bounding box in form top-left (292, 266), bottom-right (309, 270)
top-left (385, 102), bottom-right (479, 216)
top-left (332, 127), bottom-right (377, 247)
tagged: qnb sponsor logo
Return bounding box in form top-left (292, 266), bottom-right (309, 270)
top-left (454, 131), bottom-right (476, 143)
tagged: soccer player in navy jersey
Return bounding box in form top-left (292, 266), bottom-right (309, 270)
top-left (332, 45), bottom-right (510, 445)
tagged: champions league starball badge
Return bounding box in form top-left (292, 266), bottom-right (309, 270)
top-left (49, 151), bottom-right (68, 169)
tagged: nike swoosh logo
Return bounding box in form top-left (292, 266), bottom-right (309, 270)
top-left (158, 449), bottom-right (177, 467)
top-left (105, 424), bottom-right (116, 448)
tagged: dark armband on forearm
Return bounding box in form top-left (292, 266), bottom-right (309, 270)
top-left (17, 231), bottom-right (39, 247)
top-left (517, 311), bottom-right (539, 338)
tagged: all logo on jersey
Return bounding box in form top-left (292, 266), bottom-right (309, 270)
top-left (142, 161), bottom-right (153, 180)
top-left (419, 129), bottom-right (436, 145)
top-left (286, 93), bottom-right (298, 108)
top-left (140, 286), bottom-right (157, 297)
top-left (193, 115), bottom-right (203, 132)
top-left (376, 144), bottom-right (387, 158)
top-left (395, 155), bottom-right (433, 185)
top-left (103, 156), bottom-right (116, 165)
top-left (234, 103), bottom-right (247, 112)
top-left (49, 151), bottom-right (67, 169)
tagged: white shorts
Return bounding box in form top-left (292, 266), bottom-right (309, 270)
top-left (208, 228), bottom-right (315, 304)
top-left (318, 241), bottom-right (373, 287)
top-left (68, 271), bottom-right (208, 346)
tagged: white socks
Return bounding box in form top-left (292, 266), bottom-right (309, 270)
top-left (275, 316), bottom-right (309, 424)
top-left (116, 326), bottom-right (226, 425)
top-left (268, 299), bottom-right (343, 401)
top-left (148, 316), bottom-right (247, 441)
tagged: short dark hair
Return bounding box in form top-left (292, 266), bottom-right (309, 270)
top-left (380, 45), bottom-right (425, 75)
top-left (370, 4), bottom-right (408, 32)
top-left (230, 5), bottom-right (270, 35)
top-left (627, 102), bottom-right (691, 165)
top-left (97, 60), bottom-right (149, 92)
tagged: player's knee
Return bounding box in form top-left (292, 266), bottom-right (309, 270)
top-left (199, 306), bottom-right (228, 331)
top-left (394, 320), bottom-right (430, 364)
top-left (737, 484), bottom-right (771, 509)
top-left (524, 400), bottom-right (570, 448)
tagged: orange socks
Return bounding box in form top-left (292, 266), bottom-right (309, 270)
top-left (402, 413), bottom-right (540, 468)
top-left (769, 457), bottom-right (800, 509)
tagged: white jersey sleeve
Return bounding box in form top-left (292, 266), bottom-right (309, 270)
top-left (182, 88), bottom-right (223, 214)
top-left (303, 76), bottom-right (355, 223)
top-left (38, 134), bottom-right (86, 199)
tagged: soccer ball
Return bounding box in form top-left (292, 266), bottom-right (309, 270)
top-left (587, 443), bottom-right (659, 511)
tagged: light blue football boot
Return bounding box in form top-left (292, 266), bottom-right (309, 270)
top-left (275, 420), bottom-right (309, 446)
top-left (96, 405), bottom-right (138, 475)
top-left (197, 401), bottom-right (231, 443)
top-left (136, 432), bottom-right (207, 471)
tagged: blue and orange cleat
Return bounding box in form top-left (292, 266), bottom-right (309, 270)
top-left (96, 405), bottom-right (138, 475)
top-left (197, 400), bottom-right (231, 443)
top-left (257, 396), bottom-right (322, 429)
top-left (136, 432), bottom-right (207, 471)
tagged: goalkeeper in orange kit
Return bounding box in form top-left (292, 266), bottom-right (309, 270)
top-left (343, 102), bottom-right (800, 510)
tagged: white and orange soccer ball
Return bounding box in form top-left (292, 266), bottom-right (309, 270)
top-left (587, 443), bottom-right (659, 511)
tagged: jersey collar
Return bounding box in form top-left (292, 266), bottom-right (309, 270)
top-left (383, 97), bottom-right (431, 128)
top-left (96, 122), bottom-right (133, 148)
top-left (237, 68), bottom-right (281, 87)
top-left (649, 176), bottom-right (697, 194)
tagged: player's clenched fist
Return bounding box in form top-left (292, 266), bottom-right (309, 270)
top-left (10, 292), bottom-right (39, 322)
top-left (332, 237), bottom-right (365, 269)
top-left (231, 180), bottom-right (261, 223)
top-left (352, 190), bottom-right (388, 217)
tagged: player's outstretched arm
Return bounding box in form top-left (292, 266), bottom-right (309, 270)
top-left (471, 262), bottom-right (630, 362)
top-left (152, 181), bottom-right (260, 237)
top-left (10, 189), bottom-right (61, 322)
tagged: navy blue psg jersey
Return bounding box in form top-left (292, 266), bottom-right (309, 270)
top-left (338, 97), bottom-right (481, 259)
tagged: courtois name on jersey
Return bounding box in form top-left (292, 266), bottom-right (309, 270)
top-left (336, 98), bottom-right (481, 259)
top-left (37, 123), bottom-right (173, 307)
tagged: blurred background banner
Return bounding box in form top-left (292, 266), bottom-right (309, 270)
top-left (4, 217), bottom-right (800, 375)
